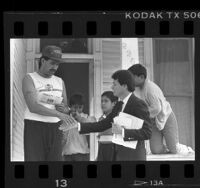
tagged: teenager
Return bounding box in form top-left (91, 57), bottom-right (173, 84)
top-left (128, 64), bottom-right (194, 154)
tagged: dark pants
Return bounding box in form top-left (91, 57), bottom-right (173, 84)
top-left (115, 141), bottom-right (146, 161)
top-left (24, 119), bottom-right (63, 161)
top-left (63, 153), bottom-right (89, 161)
top-left (97, 142), bottom-right (115, 161)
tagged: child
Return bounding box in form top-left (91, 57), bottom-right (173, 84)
top-left (97, 91), bottom-right (118, 161)
top-left (62, 93), bottom-right (95, 161)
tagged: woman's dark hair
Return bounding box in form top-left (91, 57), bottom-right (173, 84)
top-left (69, 93), bottom-right (85, 106)
top-left (101, 91), bottom-right (118, 103)
top-left (112, 70), bottom-right (135, 92)
top-left (128, 64), bottom-right (147, 79)
top-left (38, 56), bottom-right (50, 69)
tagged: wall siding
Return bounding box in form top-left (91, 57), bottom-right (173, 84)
top-left (102, 39), bottom-right (122, 92)
top-left (11, 39), bottom-right (27, 161)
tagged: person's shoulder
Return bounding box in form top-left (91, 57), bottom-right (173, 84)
top-left (23, 72), bottom-right (34, 83)
top-left (23, 71), bottom-right (34, 77)
top-left (52, 74), bottom-right (62, 80)
top-left (22, 73), bottom-right (36, 92)
top-left (53, 75), bottom-right (63, 83)
top-left (130, 93), bottom-right (143, 102)
top-left (130, 94), bottom-right (148, 108)
top-left (146, 79), bottom-right (162, 94)
top-left (145, 79), bottom-right (157, 89)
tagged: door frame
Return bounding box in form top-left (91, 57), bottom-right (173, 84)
top-left (34, 39), bottom-right (100, 160)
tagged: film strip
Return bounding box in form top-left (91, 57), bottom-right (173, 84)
top-left (4, 11), bottom-right (200, 188)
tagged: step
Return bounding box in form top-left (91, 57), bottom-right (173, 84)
top-left (147, 153), bottom-right (195, 161)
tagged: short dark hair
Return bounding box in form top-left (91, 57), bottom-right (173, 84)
top-left (38, 56), bottom-right (50, 69)
top-left (112, 70), bottom-right (135, 92)
top-left (101, 91), bottom-right (118, 103)
top-left (69, 93), bottom-right (85, 106)
top-left (128, 64), bottom-right (147, 79)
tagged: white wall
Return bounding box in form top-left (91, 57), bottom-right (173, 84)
top-left (122, 38), bottom-right (139, 69)
top-left (10, 39), bottom-right (27, 161)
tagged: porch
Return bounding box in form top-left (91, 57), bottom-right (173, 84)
top-left (147, 153), bottom-right (195, 161)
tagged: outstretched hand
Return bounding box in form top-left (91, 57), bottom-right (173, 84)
top-left (58, 113), bottom-right (78, 132)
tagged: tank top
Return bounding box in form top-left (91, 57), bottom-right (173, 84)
top-left (24, 72), bottom-right (63, 123)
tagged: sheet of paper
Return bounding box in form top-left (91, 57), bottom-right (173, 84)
top-left (112, 134), bottom-right (137, 149)
top-left (98, 135), bottom-right (113, 143)
top-left (112, 112), bottom-right (144, 149)
top-left (114, 112), bottom-right (144, 129)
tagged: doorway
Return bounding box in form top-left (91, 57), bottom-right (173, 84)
top-left (55, 63), bottom-right (90, 114)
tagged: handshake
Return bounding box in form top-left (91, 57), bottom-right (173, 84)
top-left (55, 103), bottom-right (77, 132)
top-left (55, 103), bottom-right (96, 132)
top-left (58, 115), bottom-right (79, 133)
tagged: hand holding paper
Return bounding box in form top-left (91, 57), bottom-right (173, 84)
top-left (112, 112), bottom-right (144, 149)
top-left (113, 112), bottom-right (144, 129)
top-left (112, 123), bottom-right (123, 135)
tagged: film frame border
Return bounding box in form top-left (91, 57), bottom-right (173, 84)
top-left (4, 11), bottom-right (200, 188)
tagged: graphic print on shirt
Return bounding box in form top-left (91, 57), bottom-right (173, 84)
top-left (37, 82), bottom-right (63, 105)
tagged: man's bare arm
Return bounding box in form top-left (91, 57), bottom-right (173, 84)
top-left (62, 80), bottom-right (68, 106)
top-left (22, 75), bottom-right (68, 119)
top-left (55, 80), bottom-right (70, 114)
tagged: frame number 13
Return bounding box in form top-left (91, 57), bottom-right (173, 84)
top-left (55, 179), bottom-right (68, 187)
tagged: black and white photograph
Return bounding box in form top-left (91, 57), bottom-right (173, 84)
top-left (10, 38), bottom-right (195, 162)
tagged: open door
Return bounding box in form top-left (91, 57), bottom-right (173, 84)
top-left (55, 63), bottom-right (90, 114)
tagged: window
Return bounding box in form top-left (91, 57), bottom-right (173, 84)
top-left (154, 39), bottom-right (189, 63)
top-left (40, 38), bottom-right (89, 54)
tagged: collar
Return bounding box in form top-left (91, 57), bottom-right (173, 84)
top-left (122, 92), bottom-right (132, 106)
